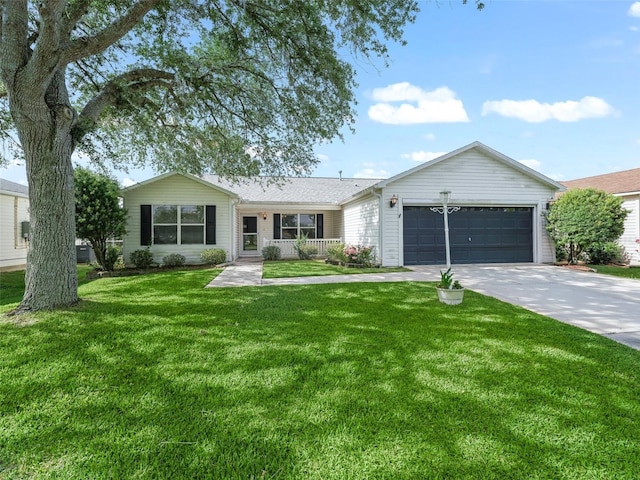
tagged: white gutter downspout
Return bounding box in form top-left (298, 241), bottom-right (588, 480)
top-left (370, 188), bottom-right (383, 265)
top-left (230, 198), bottom-right (240, 261)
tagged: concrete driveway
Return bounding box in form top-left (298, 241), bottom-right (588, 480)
top-left (416, 265), bottom-right (640, 350)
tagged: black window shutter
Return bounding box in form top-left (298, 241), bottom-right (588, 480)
top-left (206, 205), bottom-right (216, 244)
top-left (140, 205), bottom-right (152, 245)
top-left (317, 214), bottom-right (324, 239)
top-left (273, 214), bottom-right (281, 239)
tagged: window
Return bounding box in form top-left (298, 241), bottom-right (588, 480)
top-left (279, 213), bottom-right (318, 239)
top-left (152, 205), bottom-right (205, 245)
top-left (180, 205), bottom-right (204, 244)
top-left (153, 205), bottom-right (177, 244)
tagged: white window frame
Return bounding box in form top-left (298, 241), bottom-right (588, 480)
top-left (152, 205), bottom-right (205, 245)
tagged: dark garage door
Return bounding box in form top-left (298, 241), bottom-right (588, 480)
top-left (403, 206), bottom-right (533, 265)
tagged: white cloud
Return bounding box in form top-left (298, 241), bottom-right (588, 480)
top-left (422, 133), bottom-right (436, 141)
top-left (481, 96), bottom-right (615, 122)
top-left (402, 151), bottom-right (446, 162)
top-left (629, 2), bottom-right (640, 17)
top-left (354, 168), bottom-right (390, 179)
top-left (121, 177), bottom-right (137, 187)
top-left (368, 83), bottom-right (469, 124)
top-left (518, 159), bottom-right (542, 171)
top-left (317, 153), bottom-right (330, 162)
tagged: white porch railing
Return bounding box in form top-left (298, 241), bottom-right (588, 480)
top-left (264, 238), bottom-right (342, 258)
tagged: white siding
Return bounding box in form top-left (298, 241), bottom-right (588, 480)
top-left (0, 192), bottom-right (30, 270)
top-left (342, 194), bottom-right (380, 258)
top-left (122, 175), bottom-right (234, 265)
top-left (619, 195), bottom-right (640, 265)
top-left (380, 149), bottom-right (558, 266)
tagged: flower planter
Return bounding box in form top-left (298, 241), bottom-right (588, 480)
top-left (436, 287), bottom-right (465, 305)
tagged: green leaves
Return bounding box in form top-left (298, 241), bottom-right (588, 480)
top-left (60, 0), bottom-right (422, 178)
top-left (74, 167), bottom-right (127, 270)
top-left (546, 188), bottom-right (629, 263)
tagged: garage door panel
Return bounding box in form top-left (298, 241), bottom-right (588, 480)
top-left (403, 206), bottom-right (533, 265)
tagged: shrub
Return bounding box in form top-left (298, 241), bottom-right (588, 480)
top-left (130, 247), bottom-right (154, 268)
top-left (586, 242), bottom-right (629, 265)
top-left (163, 253), bottom-right (186, 267)
top-left (113, 256), bottom-right (126, 270)
top-left (201, 248), bottom-right (227, 265)
top-left (298, 244), bottom-right (318, 260)
top-left (343, 244), bottom-right (374, 267)
top-left (294, 233), bottom-right (308, 260)
top-left (293, 233), bottom-right (318, 260)
top-left (103, 245), bottom-right (122, 271)
top-left (262, 245), bottom-right (281, 261)
top-left (546, 188), bottom-right (628, 264)
top-left (326, 242), bottom-right (346, 263)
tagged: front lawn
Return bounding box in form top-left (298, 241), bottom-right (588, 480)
top-left (0, 265), bottom-right (95, 306)
top-left (589, 264), bottom-right (640, 279)
top-left (1, 269), bottom-right (639, 479)
top-left (263, 259), bottom-right (410, 278)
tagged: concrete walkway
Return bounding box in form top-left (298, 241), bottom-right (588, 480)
top-left (206, 257), bottom-right (264, 287)
top-left (207, 260), bottom-right (640, 350)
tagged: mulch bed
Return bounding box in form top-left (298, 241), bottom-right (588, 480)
top-left (555, 262), bottom-right (629, 272)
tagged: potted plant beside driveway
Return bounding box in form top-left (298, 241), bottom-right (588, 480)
top-left (436, 267), bottom-right (465, 305)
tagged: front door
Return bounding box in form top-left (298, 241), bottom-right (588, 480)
top-left (242, 216), bottom-right (258, 253)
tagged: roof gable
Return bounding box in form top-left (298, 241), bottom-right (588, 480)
top-left (562, 168), bottom-right (640, 195)
top-left (121, 172), bottom-right (238, 198)
top-left (376, 141), bottom-right (565, 191)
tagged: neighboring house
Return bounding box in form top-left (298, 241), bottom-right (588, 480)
top-left (0, 178), bottom-right (30, 271)
top-left (562, 168), bottom-right (640, 266)
top-left (121, 142), bottom-right (564, 267)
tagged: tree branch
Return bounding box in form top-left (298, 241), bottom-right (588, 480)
top-left (25, 0), bottom-right (66, 90)
top-left (0, 0), bottom-right (29, 84)
top-left (73, 67), bottom-right (175, 140)
top-left (61, 0), bottom-right (161, 66)
top-left (62, 0), bottom-right (93, 37)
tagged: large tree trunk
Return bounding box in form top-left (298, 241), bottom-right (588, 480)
top-left (11, 71), bottom-right (79, 312)
top-left (20, 139), bottom-right (78, 311)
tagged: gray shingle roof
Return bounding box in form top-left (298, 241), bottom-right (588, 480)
top-left (201, 175), bottom-right (380, 204)
top-left (0, 178), bottom-right (29, 196)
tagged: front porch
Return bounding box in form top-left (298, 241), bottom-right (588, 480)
top-left (263, 238), bottom-right (342, 258)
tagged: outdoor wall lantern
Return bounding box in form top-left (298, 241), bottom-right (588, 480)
top-left (389, 194), bottom-right (398, 208)
top-left (429, 190), bottom-right (460, 269)
top-left (262, 212), bottom-right (268, 221)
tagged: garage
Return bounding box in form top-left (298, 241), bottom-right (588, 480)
top-left (403, 206), bottom-right (533, 265)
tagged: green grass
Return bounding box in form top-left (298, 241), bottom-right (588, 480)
top-left (589, 264), bottom-right (640, 279)
top-left (1, 269), bottom-right (639, 479)
top-left (263, 259), bottom-right (410, 278)
top-left (0, 265), bottom-right (95, 306)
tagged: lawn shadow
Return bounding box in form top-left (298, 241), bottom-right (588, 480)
top-left (1, 273), bottom-right (639, 478)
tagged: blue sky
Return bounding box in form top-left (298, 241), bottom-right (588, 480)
top-left (2, 0), bottom-right (639, 186)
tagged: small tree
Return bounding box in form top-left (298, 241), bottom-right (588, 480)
top-left (74, 167), bottom-right (127, 271)
top-left (546, 188), bottom-right (628, 264)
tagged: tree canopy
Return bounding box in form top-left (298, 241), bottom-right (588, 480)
top-left (1, 0), bottom-right (429, 177)
top-left (546, 188), bottom-right (629, 264)
top-left (0, 0), bottom-right (485, 312)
